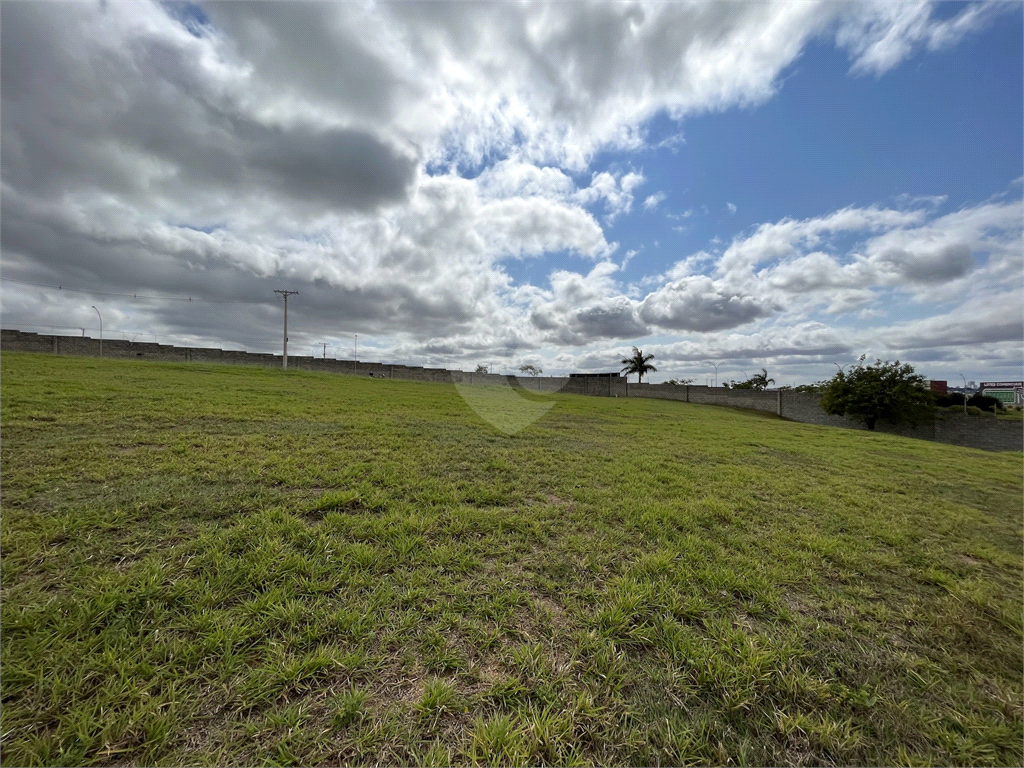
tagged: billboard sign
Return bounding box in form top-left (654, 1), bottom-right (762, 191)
top-left (980, 381), bottom-right (1024, 405)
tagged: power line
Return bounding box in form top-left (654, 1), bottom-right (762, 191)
top-left (2, 321), bottom-right (97, 332)
top-left (1, 321), bottom-right (161, 339)
top-left (0, 276), bottom-right (255, 304)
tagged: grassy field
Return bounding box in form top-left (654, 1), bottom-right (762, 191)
top-left (1, 351), bottom-right (1021, 767)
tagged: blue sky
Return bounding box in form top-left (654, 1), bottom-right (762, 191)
top-left (2, 1), bottom-right (1021, 384)
top-left (575, 12), bottom-right (1023, 287)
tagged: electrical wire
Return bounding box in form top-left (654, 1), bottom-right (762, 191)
top-left (0, 276), bottom-right (259, 304)
top-left (2, 321), bottom-right (163, 340)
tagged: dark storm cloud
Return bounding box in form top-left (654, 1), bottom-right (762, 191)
top-left (410, 332), bottom-right (537, 361)
top-left (420, 341), bottom-right (461, 356)
top-left (541, 327), bottom-right (590, 347)
top-left (750, 342), bottom-right (851, 358)
top-left (0, 188), bottom-right (478, 350)
top-left (205, 2), bottom-right (408, 122)
top-left (639, 279), bottom-right (777, 332)
top-left (240, 121), bottom-right (417, 211)
top-left (0, 2), bottom-right (415, 211)
top-left (529, 300), bottom-right (649, 346)
top-left (572, 303), bottom-right (650, 339)
top-left (528, 310), bottom-right (560, 331)
top-left (888, 313), bottom-right (1024, 350)
top-left (658, 341), bottom-right (852, 364)
top-left (0, 195), bottom-right (226, 297)
top-left (878, 244), bottom-right (975, 285)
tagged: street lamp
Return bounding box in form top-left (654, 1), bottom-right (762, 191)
top-left (705, 361), bottom-right (720, 387)
top-left (959, 374), bottom-right (968, 415)
top-left (91, 306), bottom-right (102, 358)
top-left (833, 363), bottom-right (845, 375)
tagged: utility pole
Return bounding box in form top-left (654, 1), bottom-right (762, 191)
top-left (274, 290), bottom-right (298, 370)
top-left (320, 343), bottom-right (329, 359)
top-left (959, 373), bottom-right (968, 414)
top-left (91, 306), bottom-right (102, 358)
top-left (354, 334), bottom-right (357, 373)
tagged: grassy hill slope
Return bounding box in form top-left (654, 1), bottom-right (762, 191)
top-left (1, 351), bottom-right (1021, 766)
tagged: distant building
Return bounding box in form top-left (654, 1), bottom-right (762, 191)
top-left (924, 380), bottom-right (948, 396)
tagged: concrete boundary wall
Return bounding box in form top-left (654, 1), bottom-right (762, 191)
top-left (0, 329), bottom-right (629, 397)
top-left (3, 329), bottom-right (1019, 451)
top-left (630, 381), bottom-right (1021, 452)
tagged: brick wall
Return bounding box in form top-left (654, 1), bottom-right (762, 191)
top-left (3, 329), bottom-right (1019, 451)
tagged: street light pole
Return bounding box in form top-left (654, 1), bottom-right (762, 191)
top-left (274, 290), bottom-right (298, 370)
top-left (91, 306), bottom-right (102, 358)
top-left (959, 374), bottom-right (968, 414)
top-left (705, 361), bottom-right (719, 387)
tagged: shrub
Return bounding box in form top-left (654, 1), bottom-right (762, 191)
top-left (935, 393), bottom-right (967, 408)
top-left (966, 394), bottom-right (1004, 413)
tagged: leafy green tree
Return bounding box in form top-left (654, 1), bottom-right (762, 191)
top-left (666, 378), bottom-right (694, 386)
top-left (474, 364), bottom-right (489, 373)
top-left (821, 356), bottom-right (933, 430)
top-left (620, 347), bottom-right (657, 383)
top-left (518, 364), bottom-right (542, 377)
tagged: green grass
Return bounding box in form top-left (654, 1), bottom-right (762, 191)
top-left (1, 351), bottom-right (1021, 767)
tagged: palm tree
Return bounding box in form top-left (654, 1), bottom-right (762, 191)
top-left (621, 347), bottom-right (657, 383)
top-left (750, 368), bottom-right (775, 390)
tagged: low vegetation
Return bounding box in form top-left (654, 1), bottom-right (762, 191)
top-left (1, 351), bottom-right (1021, 766)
